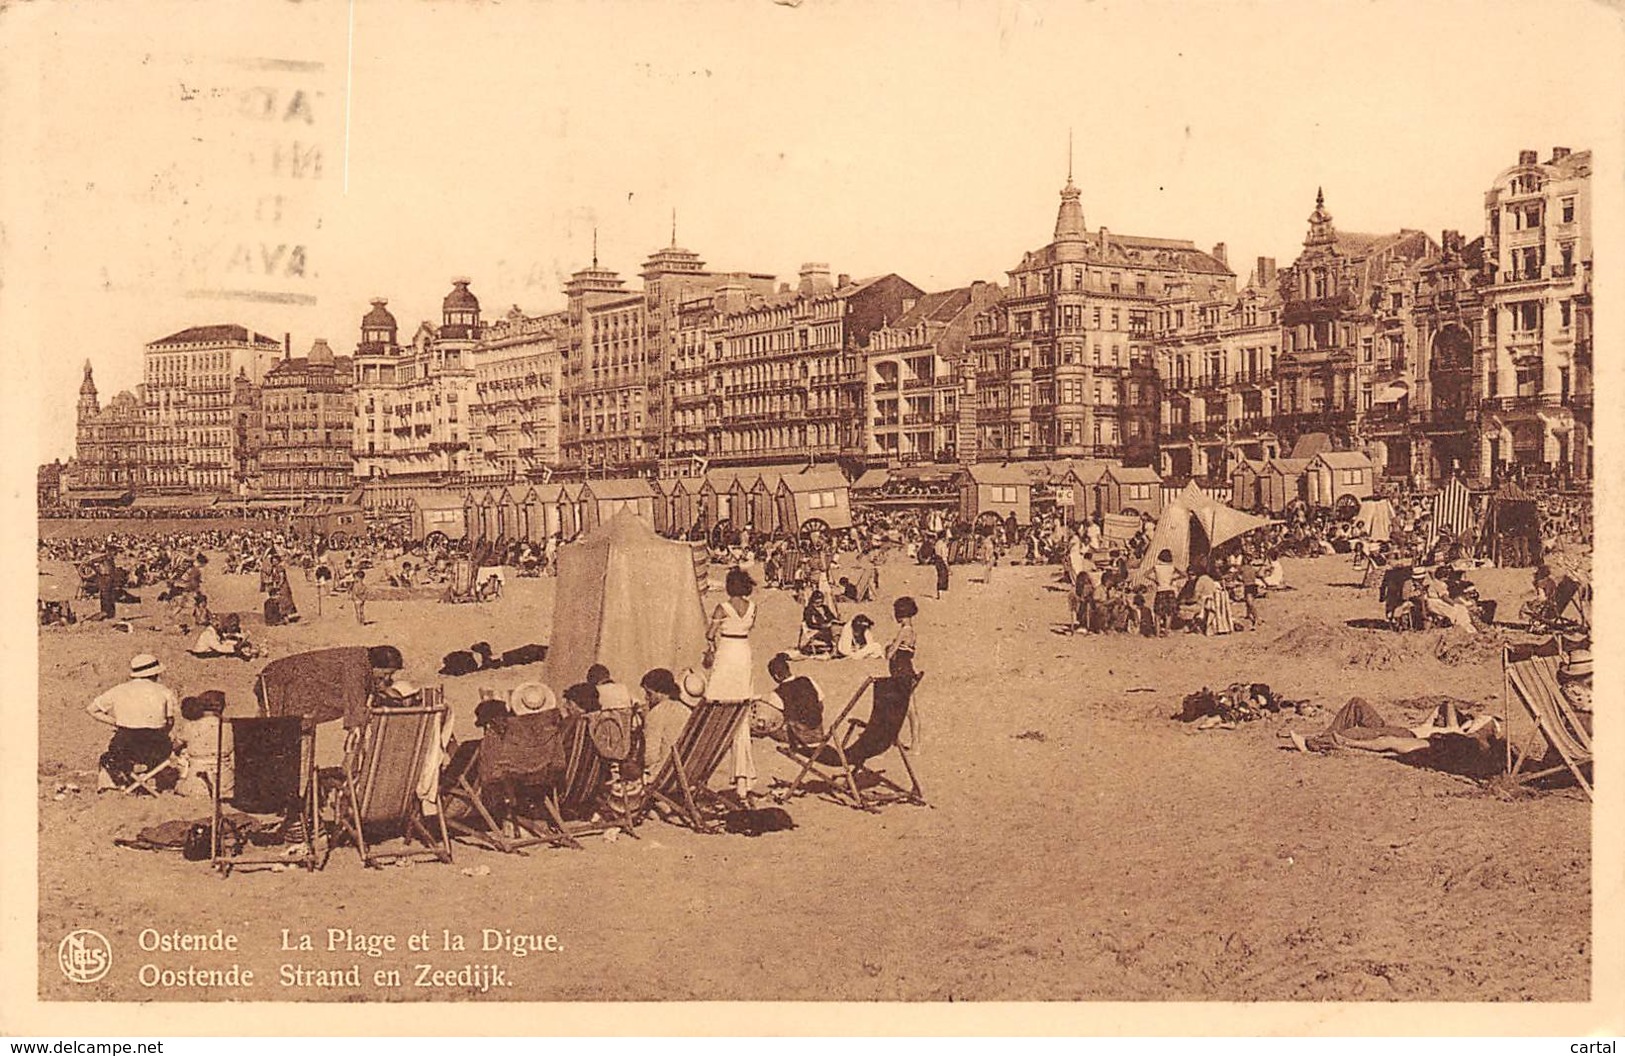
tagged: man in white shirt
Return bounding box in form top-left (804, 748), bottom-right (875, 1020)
top-left (88, 654), bottom-right (179, 791)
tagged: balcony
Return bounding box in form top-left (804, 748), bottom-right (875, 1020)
top-left (873, 381), bottom-right (899, 393)
top-left (1481, 394), bottom-right (1574, 412)
top-left (901, 413), bottom-right (931, 426)
top-left (902, 376), bottom-right (938, 390)
top-left (1233, 370), bottom-right (1274, 386)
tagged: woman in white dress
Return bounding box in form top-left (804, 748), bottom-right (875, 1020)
top-left (705, 567), bottom-right (759, 802)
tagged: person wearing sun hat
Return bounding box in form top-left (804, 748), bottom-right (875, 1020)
top-left (88, 654), bottom-right (179, 791)
top-left (677, 668), bottom-right (708, 708)
top-left (509, 681), bottom-right (559, 715)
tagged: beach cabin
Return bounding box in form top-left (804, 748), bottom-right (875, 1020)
top-left (289, 502), bottom-right (367, 544)
top-left (959, 463), bottom-right (1032, 527)
top-left (698, 469), bottom-right (752, 530)
top-left (409, 492), bottom-right (468, 544)
top-left (749, 468), bottom-right (801, 534)
top-left (1258, 458), bottom-right (1311, 514)
top-left (662, 477), bottom-right (698, 538)
top-left (558, 482), bottom-right (586, 540)
top-left (1063, 461), bottom-right (1111, 521)
top-left (494, 487), bottom-right (523, 542)
top-left (521, 484), bottom-right (565, 541)
top-left (1229, 459), bottom-right (1267, 513)
top-left (1097, 465), bottom-right (1164, 517)
top-left (1305, 450), bottom-right (1374, 510)
top-left (776, 466), bottom-right (853, 532)
top-left (580, 478), bottom-right (657, 533)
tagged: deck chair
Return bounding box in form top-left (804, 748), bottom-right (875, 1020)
top-left (334, 692), bottom-right (455, 867)
top-left (212, 715), bottom-right (319, 874)
top-left (442, 560), bottom-right (478, 604)
top-left (774, 675), bottom-right (927, 812)
top-left (121, 753), bottom-right (182, 797)
top-left (1503, 641), bottom-right (1593, 800)
top-left (547, 717), bottom-right (632, 838)
top-left (642, 700), bottom-right (752, 833)
top-left (442, 712), bottom-right (581, 853)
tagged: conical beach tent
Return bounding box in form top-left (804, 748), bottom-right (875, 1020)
top-left (1354, 498), bottom-right (1394, 541)
top-left (1138, 483), bottom-right (1276, 572)
top-left (540, 511), bottom-right (710, 695)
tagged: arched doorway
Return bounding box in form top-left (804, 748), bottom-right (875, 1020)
top-left (1429, 325), bottom-right (1473, 414)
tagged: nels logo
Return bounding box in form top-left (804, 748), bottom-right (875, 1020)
top-left (58, 929), bottom-right (112, 984)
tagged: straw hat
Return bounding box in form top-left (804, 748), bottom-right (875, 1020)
top-left (678, 668), bottom-right (708, 707)
top-left (129, 654), bottom-right (164, 679)
top-left (510, 681), bottom-right (557, 714)
top-left (1560, 648), bottom-right (1592, 682)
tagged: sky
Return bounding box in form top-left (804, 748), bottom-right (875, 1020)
top-left (5, 0), bottom-right (1622, 461)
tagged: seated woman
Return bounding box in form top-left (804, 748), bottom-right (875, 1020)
top-left (836, 614), bottom-right (885, 659)
top-left (190, 613), bottom-right (256, 660)
top-left (800, 590), bottom-right (840, 654)
top-left (1259, 556), bottom-right (1286, 590)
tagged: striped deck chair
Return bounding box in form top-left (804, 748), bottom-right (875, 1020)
top-left (1503, 640), bottom-right (1592, 800)
top-left (539, 716), bottom-right (631, 839)
top-left (774, 675), bottom-right (927, 812)
top-left (642, 700), bottom-right (752, 833)
top-left (334, 692), bottom-right (455, 867)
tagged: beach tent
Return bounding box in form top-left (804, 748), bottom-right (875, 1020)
top-left (1138, 482), bottom-right (1275, 572)
top-left (540, 511), bottom-right (710, 697)
top-left (1354, 498), bottom-right (1394, 541)
top-left (1431, 476), bottom-right (1475, 540)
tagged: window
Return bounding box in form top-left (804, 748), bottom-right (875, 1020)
top-left (1561, 198), bottom-right (1575, 224)
top-left (1340, 469), bottom-right (1361, 486)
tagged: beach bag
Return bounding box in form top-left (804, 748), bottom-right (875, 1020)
top-left (587, 710), bottom-right (633, 762)
top-left (182, 822), bottom-right (213, 861)
top-left (722, 807), bottom-right (796, 836)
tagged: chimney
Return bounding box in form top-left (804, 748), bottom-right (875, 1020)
top-left (1256, 256), bottom-right (1277, 287)
top-left (1211, 242), bottom-right (1228, 266)
top-left (837, 273), bottom-right (851, 287)
top-left (1551, 146), bottom-right (1571, 162)
top-left (284, 332), bottom-right (291, 359)
top-left (1519, 149), bottom-right (1539, 166)
top-left (798, 263), bottom-right (832, 295)
top-left (1099, 227), bottom-right (1110, 251)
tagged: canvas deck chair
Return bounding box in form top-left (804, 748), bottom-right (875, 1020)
top-left (334, 692), bottom-right (455, 866)
top-left (548, 717), bottom-right (634, 838)
top-left (442, 714), bottom-right (583, 853)
top-left (642, 700), bottom-right (752, 833)
top-left (442, 560), bottom-right (479, 604)
top-left (774, 675), bottom-right (927, 812)
top-left (1503, 642), bottom-right (1592, 800)
top-left (212, 715), bottom-right (319, 874)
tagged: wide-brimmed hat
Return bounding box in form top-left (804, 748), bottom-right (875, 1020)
top-left (130, 654), bottom-right (164, 678)
top-left (678, 668), bottom-right (707, 706)
top-left (1560, 648), bottom-right (1593, 682)
top-left (510, 681), bottom-right (557, 714)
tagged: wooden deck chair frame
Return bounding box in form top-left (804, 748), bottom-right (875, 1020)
top-left (773, 675), bottom-right (928, 812)
top-left (123, 753), bottom-right (181, 797)
top-left (643, 700), bottom-right (752, 833)
top-left (212, 718), bottom-right (319, 876)
top-left (1503, 644), bottom-right (1593, 800)
top-left (335, 694), bottom-right (456, 867)
top-left (441, 732), bottom-right (583, 854)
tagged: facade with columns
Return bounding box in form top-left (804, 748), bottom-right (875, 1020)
top-left (974, 171), bottom-right (1232, 465)
top-left (865, 281), bottom-right (1003, 464)
top-left (713, 267), bottom-right (922, 466)
top-left (72, 363), bottom-right (147, 492)
top-left (1477, 147), bottom-right (1591, 480)
top-left (1155, 260), bottom-right (1284, 478)
top-left (472, 307), bottom-right (566, 478)
top-left (351, 281), bottom-right (483, 481)
top-left (1275, 190), bottom-right (1437, 469)
top-left (141, 324), bottom-right (283, 494)
top-left (259, 339), bottom-right (355, 497)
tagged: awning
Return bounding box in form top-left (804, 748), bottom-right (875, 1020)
top-left (1373, 383), bottom-right (1410, 404)
top-left (67, 488), bottom-right (132, 503)
top-left (132, 494), bottom-right (218, 508)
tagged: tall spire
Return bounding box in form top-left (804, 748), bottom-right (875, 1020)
top-left (591, 227), bottom-right (599, 268)
top-left (670, 208), bottom-right (677, 249)
top-left (1054, 134), bottom-right (1086, 244)
top-left (1305, 186), bottom-right (1335, 246)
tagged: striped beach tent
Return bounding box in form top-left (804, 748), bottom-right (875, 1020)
top-left (1432, 476), bottom-right (1474, 542)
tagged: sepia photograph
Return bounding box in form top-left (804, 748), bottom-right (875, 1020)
top-left (3, 0), bottom-right (1621, 1035)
